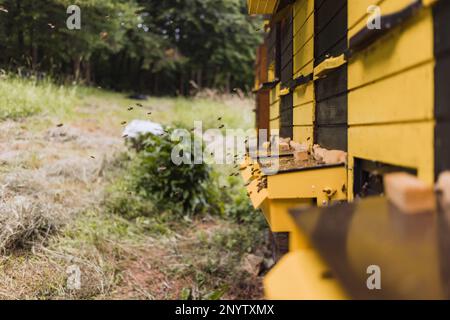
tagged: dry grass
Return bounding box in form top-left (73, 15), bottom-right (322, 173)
top-left (0, 196), bottom-right (65, 253)
top-left (0, 117), bottom-right (124, 257)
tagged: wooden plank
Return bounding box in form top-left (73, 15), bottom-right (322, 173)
top-left (293, 82), bottom-right (314, 107)
top-left (259, 43), bottom-right (268, 84)
top-left (435, 51), bottom-right (450, 122)
top-left (248, 0), bottom-right (277, 14)
top-left (280, 94), bottom-right (294, 137)
top-left (270, 119), bottom-right (280, 131)
top-left (433, 0), bottom-right (450, 56)
top-left (434, 2), bottom-right (450, 178)
top-left (270, 84), bottom-right (280, 104)
top-left (281, 11), bottom-right (293, 54)
top-left (315, 125), bottom-right (348, 151)
top-left (348, 0), bottom-right (384, 32)
top-left (316, 94), bottom-right (348, 126)
top-left (292, 0), bottom-right (314, 80)
top-left (437, 171), bottom-right (450, 206)
top-left (384, 172), bottom-right (436, 214)
top-left (293, 39), bottom-right (314, 76)
top-left (294, 9), bottom-right (314, 41)
top-left (315, 0), bottom-right (347, 33)
top-left (348, 62), bottom-right (434, 125)
top-left (270, 100), bottom-right (280, 120)
top-left (435, 121), bottom-right (450, 179)
top-left (293, 0), bottom-right (314, 19)
top-left (293, 125), bottom-right (314, 144)
top-left (256, 90), bottom-right (270, 133)
top-left (281, 58), bottom-right (293, 85)
top-left (281, 19), bottom-right (293, 86)
top-left (315, 64), bottom-right (347, 102)
top-left (267, 22), bottom-right (282, 80)
top-left (348, 8), bottom-right (433, 89)
top-left (294, 103), bottom-right (314, 126)
top-left (280, 126), bottom-right (294, 139)
top-left (349, 0), bottom-right (425, 38)
top-left (348, 121), bottom-right (434, 184)
top-left (314, 0), bottom-right (348, 66)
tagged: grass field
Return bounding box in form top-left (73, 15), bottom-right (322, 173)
top-left (0, 75), bottom-right (268, 299)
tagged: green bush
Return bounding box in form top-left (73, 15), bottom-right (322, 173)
top-left (104, 178), bottom-right (155, 220)
top-left (107, 128), bottom-right (264, 228)
top-left (130, 129), bottom-right (220, 217)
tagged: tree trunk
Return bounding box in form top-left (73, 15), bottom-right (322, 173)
top-left (226, 72), bottom-right (231, 93)
top-left (196, 69), bottom-right (202, 89)
top-left (83, 59), bottom-right (91, 84)
top-left (179, 70), bottom-right (185, 96)
top-left (136, 57), bottom-right (144, 90)
top-left (73, 55), bottom-right (82, 82)
top-left (16, 0), bottom-right (25, 60)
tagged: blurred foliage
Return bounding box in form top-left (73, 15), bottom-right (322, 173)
top-left (0, 0), bottom-right (262, 94)
top-left (132, 129), bottom-right (220, 216)
top-left (105, 129), bottom-right (221, 218)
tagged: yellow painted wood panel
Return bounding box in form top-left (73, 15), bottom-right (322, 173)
top-left (293, 125), bottom-right (313, 144)
top-left (348, 0), bottom-right (384, 32)
top-left (268, 166), bottom-right (348, 201)
top-left (293, 0), bottom-right (314, 19)
top-left (270, 119), bottom-right (280, 131)
top-left (247, 0), bottom-right (277, 14)
top-left (268, 63), bottom-right (275, 82)
top-left (349, 8), bottom-right (434, 89)
top-left (349, 61), bottom-right (434, 125)
top-left (270, 84), bottom-right (280, 104)
top-left (264, 250), bottom-right (348, 300)
top-left (294, 23), bottom-right (314, 56)
top-left (270, 100), bottom-right (280, 120)
top-left (295, 61), bottom-right (314, 79)
top-left (293, 0), bottom-right (314, 78)
top-left (294, 12), bottom-right (314, 40)
top-left (248, 0), bottom-right (258, 14)
top-left (293, 103), bottom-right (314, 126)
top-left (348, 121), bottom-right (434, 184)
top-left (264, 199), bottom-right (311, 233)
top-left (349, 0), bottom-right (425, 38)
top-left (294, 38), bottom-right (314, 76)
top-left (293, 82), bottom-right (314, 106)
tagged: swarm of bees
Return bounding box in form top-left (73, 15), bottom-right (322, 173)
top-left (257, 177), bottom-right (268, 193)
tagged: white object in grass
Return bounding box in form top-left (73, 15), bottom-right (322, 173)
top-left (122, 120), bottom-right (164, 138)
